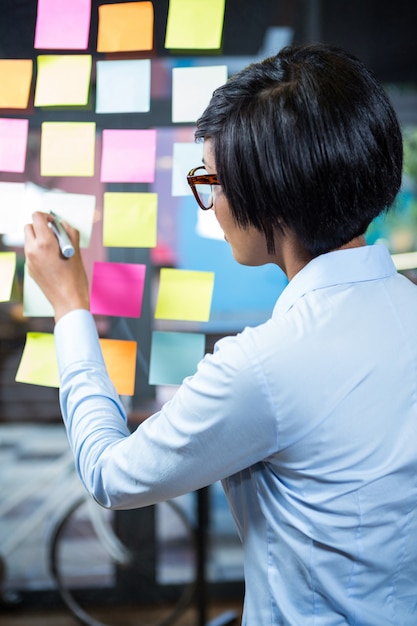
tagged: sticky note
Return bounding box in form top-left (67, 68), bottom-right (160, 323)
top-left (15, 332), bottom-right (60, 388)
top-left (0, 185), bottom-right (95, 245)
top-left (40, 122), bottom-right (96, 176)
top-left (0, 252), bottom-right (16, 302)
top-left (149, 331), bottom-right (205, 385)
top-left (97, 2), bottom-right (154, 52)
top-left (42, 191), bottom-right (96, 248)
top-left (172, 65), bottom-right (227, 123)
top-left (90, 262), bottom-right (146, 317)
top-left (172, 142), bottom-right (204, 196)
top-left (196, 207), bottom-right (224, 240)
top-left (165, 0), bottom-right (225, 50)
top-left (35, 55), bottom-right (92, 107)
top-left (23, 265), bottom-right (54, 317)
top-left (96, 59), bottom-right (151, 113)
top-left (100, 129), bottom-right (156, 183)
top-left (34, 0), bottom-right (92, 50)
top-left (15, 331), bottom-right (137, 394)
top-left (99, 338), bottom-right (137, 396)
top-left (154, 268), bottom-right (214, 321)
top-left (103, 192), bottom-right (157, 248)
top-left (0, 183), bottom-right (27, 233)
top-left (0, 118), bottom-right (29, 173)
top-left (0, 60), bottom-right (33, 109)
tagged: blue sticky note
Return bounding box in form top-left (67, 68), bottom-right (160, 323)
top-left (149, 331), bottom-right (205, 385)
top-left (96, 59), bottom-right (151, 113)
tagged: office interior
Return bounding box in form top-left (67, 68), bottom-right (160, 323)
top-left (0, 1), bottom-right (416, 625)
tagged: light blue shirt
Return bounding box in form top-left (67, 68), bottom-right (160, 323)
top-left (56, 244), bottom-right (417, 625)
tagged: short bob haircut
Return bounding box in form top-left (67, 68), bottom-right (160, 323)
top-left (195, 43), bottom-right (403, 257)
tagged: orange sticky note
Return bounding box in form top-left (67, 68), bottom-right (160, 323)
top-left (0, 60), bottom-right (33, 109)
top-left (97, 2), bottom-right (154, 52)
top-left (99, 338), bottom-right (137, 396)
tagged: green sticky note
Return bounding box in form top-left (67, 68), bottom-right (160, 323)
top-left (40, 121), bottom-right (96, 176)
top-left (15, 332), bottom-right (59, 388)
top-left (154, 268), bottom-right (214, 322)
top-left (149, 331), bottom-right (205, 385)
top-left (103, 192), bottom-right (157, 247)
top-left (0, 251), bottom-right (16, 301)
top-left (23, 265), bottom-right (54, 317)
top-left (165, 0), bottom-right (225, 50)
top-left (35, 55), bottom-right (92, 107)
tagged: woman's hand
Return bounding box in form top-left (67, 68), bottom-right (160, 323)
top-left (24, 211), bottom-right (90, 322)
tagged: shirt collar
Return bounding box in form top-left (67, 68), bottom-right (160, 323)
top-left (274, 244), bottom-right (397, 317)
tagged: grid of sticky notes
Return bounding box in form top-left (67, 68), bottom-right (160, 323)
top-left (1, 0), bottom-right (228, 394)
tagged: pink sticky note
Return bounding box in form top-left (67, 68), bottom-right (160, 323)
top-left (90, 262), bottom-right (146, 317)
top-left (0, 118), bottom-right (29, 173)
top-left (34, 0), bottom-right (92, 50)
top-left (100, 129), bottom-right (157, 183)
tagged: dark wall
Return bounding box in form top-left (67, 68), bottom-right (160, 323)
top-left (0, 0), bottom-right (416, 82)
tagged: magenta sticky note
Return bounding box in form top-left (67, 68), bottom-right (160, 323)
top-left (0, 118), bottom-right (29, 173)
top-left (100, 129), bottom-right (157, 183)
top-left (34, 0), bottom-right (92, 50)
top-left (90, 261), bottom-right (146, 318)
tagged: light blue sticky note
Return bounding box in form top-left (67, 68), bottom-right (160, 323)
top-left (149, 331), bottom-right (205, 385)
top-left (23, 264), bottom-right (54, 317)
top-left (172, 142), bottom-right (204, 196)
top-left (96, 59), bottom-right (151, 113)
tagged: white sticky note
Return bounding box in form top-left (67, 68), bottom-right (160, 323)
top-left (172, 65), bottom-right (228, 123)
top-left (43, 191), bottom-right (96, 248)
top-left (0, 182), bottom-right (28, 234)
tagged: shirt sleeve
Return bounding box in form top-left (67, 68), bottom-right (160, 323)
top-left (55, 309), bottom-right (278, 510)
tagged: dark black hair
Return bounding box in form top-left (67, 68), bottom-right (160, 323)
top-left (195, 43), bottom-right (403, 256)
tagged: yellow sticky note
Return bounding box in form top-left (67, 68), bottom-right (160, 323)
top-left (155, 268), bottom-right (214, 321)
top-left (0, 60), bottom-right (33, 109)
top-left (0, 252), bottom-right (16, 301)
top-left (165, 0), bottom-right (225, 50)
top-left (103, 192), bottom-right (157, 248)
top-left (15, 332), bottom-right (59, 388)
top-left (35, 55), bottom-right (92, 107)
top-left (97, 2), bottom-right (154, 52)
top-left (40, 122), bottom-right (96, 176)
top-left (100, 338), bottom-right (137, 396)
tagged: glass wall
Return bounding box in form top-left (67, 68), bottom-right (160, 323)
top-left (1, 1), bottom-right (417, 622)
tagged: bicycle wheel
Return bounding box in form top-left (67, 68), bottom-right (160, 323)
top-left (48, 496), bottom-right (197, 626)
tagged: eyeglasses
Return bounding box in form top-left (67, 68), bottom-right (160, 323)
top-left (187, 166), bottom-right (220, 210)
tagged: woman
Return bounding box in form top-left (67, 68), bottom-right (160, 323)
top-left (25, 44), bottom-right (417, 624)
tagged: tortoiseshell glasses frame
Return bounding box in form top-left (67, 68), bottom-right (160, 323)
top-left (187, 166), bottom-right (220, 210)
